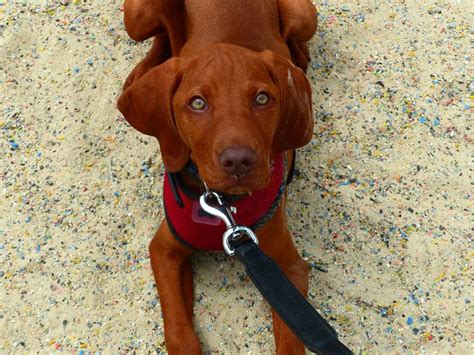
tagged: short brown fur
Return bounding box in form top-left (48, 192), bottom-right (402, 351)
top-left (118, 1), bottom-right (317, 353)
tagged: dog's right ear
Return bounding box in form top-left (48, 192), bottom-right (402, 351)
top-left (117, 58), bottom-right (190, 172)
top-left (259, 51), bottom-right (314, 153)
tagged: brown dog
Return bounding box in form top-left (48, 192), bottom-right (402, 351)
top-left (118, 1), bottom-right (317, 353)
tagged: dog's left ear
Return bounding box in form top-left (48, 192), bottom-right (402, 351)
top-left (117, 58), bottom-right (190, 172)
top-left (259, 50), bottom-right (314, 153)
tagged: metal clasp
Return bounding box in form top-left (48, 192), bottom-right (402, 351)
top-left (199, 191), bottom-right (258, 256)
top-left (199, 191), bottom-right (236, 228)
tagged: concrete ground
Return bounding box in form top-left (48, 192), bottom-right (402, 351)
top-left (1, 0), bottom-right (472, 353)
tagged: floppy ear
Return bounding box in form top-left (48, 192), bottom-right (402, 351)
top-left (117, 58), bottom-right (190, 172)
top-left (259, 51), bottom-right (314, 153)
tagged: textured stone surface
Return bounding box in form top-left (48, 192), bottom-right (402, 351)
top-left (1, 1), bottom-right (472, 353)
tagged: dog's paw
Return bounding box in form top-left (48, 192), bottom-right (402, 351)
top-left (275, 331), bottom-right (305, 355)
top-left (277, 342), bottom-right (305, 355)
top-left (166, 333), bottom-right (202, 355)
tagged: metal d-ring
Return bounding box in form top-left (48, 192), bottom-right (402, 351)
top-left (222, 226), bottom-right (259, 256)
top-left (199, 190), bottom-right (259, 256)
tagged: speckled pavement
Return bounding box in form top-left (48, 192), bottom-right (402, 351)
top-left (1, 1), bottom-right (472, 353)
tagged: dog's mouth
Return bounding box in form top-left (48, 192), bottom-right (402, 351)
top-left (200, 169), bottom-right (271, 196)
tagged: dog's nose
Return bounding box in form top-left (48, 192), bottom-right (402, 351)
top-left (219, 146), bottom-right (256, 178)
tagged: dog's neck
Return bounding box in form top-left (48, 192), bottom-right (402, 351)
top-left (169, 160), bottom-right (247, 204)
top-left (176, 168), bottom-right (205, 195)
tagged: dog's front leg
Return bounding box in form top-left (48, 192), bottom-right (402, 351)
top-left (149, 221), bottom-right (202, 354)
top-left (258, 203), bottom-right (309, 355)
top-left (270, 248), bottom-right (309, 355)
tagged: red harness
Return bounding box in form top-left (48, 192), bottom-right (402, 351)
top-left (163, 154), bottom-right (286, 251)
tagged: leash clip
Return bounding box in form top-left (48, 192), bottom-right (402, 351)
top-left (199, 190), bottom-right (258, 256)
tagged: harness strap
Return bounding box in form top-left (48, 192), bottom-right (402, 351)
top-left (233, 241), bottom-right (353, 355)
top-left (168, 151), bottom-right (297, 208)
top-left (167, 172), bottom-right (185, 208)
top-left (286, 150), bottom-right (297, 186)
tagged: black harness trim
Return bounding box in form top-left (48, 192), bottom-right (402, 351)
top-left (167, 151), bottom-right (297, 208)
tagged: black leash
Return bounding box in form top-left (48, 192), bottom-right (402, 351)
top-left (200, 191), bottom-right (353, 354)
top-left (234, 242), bottom-right (352, 354)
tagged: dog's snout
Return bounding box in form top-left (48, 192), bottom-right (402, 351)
top-left (219, 146), bottom-right (256, 178)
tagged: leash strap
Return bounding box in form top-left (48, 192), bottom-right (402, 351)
top-left (233, 241), bottom-right (353, 355)
top-left (199, 178), bottom-right (353, 354)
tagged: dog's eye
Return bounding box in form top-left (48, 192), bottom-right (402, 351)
top-left (189, 96), bottom-right (207, 111)
top-left (255, 92), bottom-right (270, 106)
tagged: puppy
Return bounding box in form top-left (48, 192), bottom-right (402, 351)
top-left (118, 1), bottom-right (317, 353)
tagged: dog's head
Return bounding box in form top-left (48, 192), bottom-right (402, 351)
top-left (118, 44), bottom-right (313, 194)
